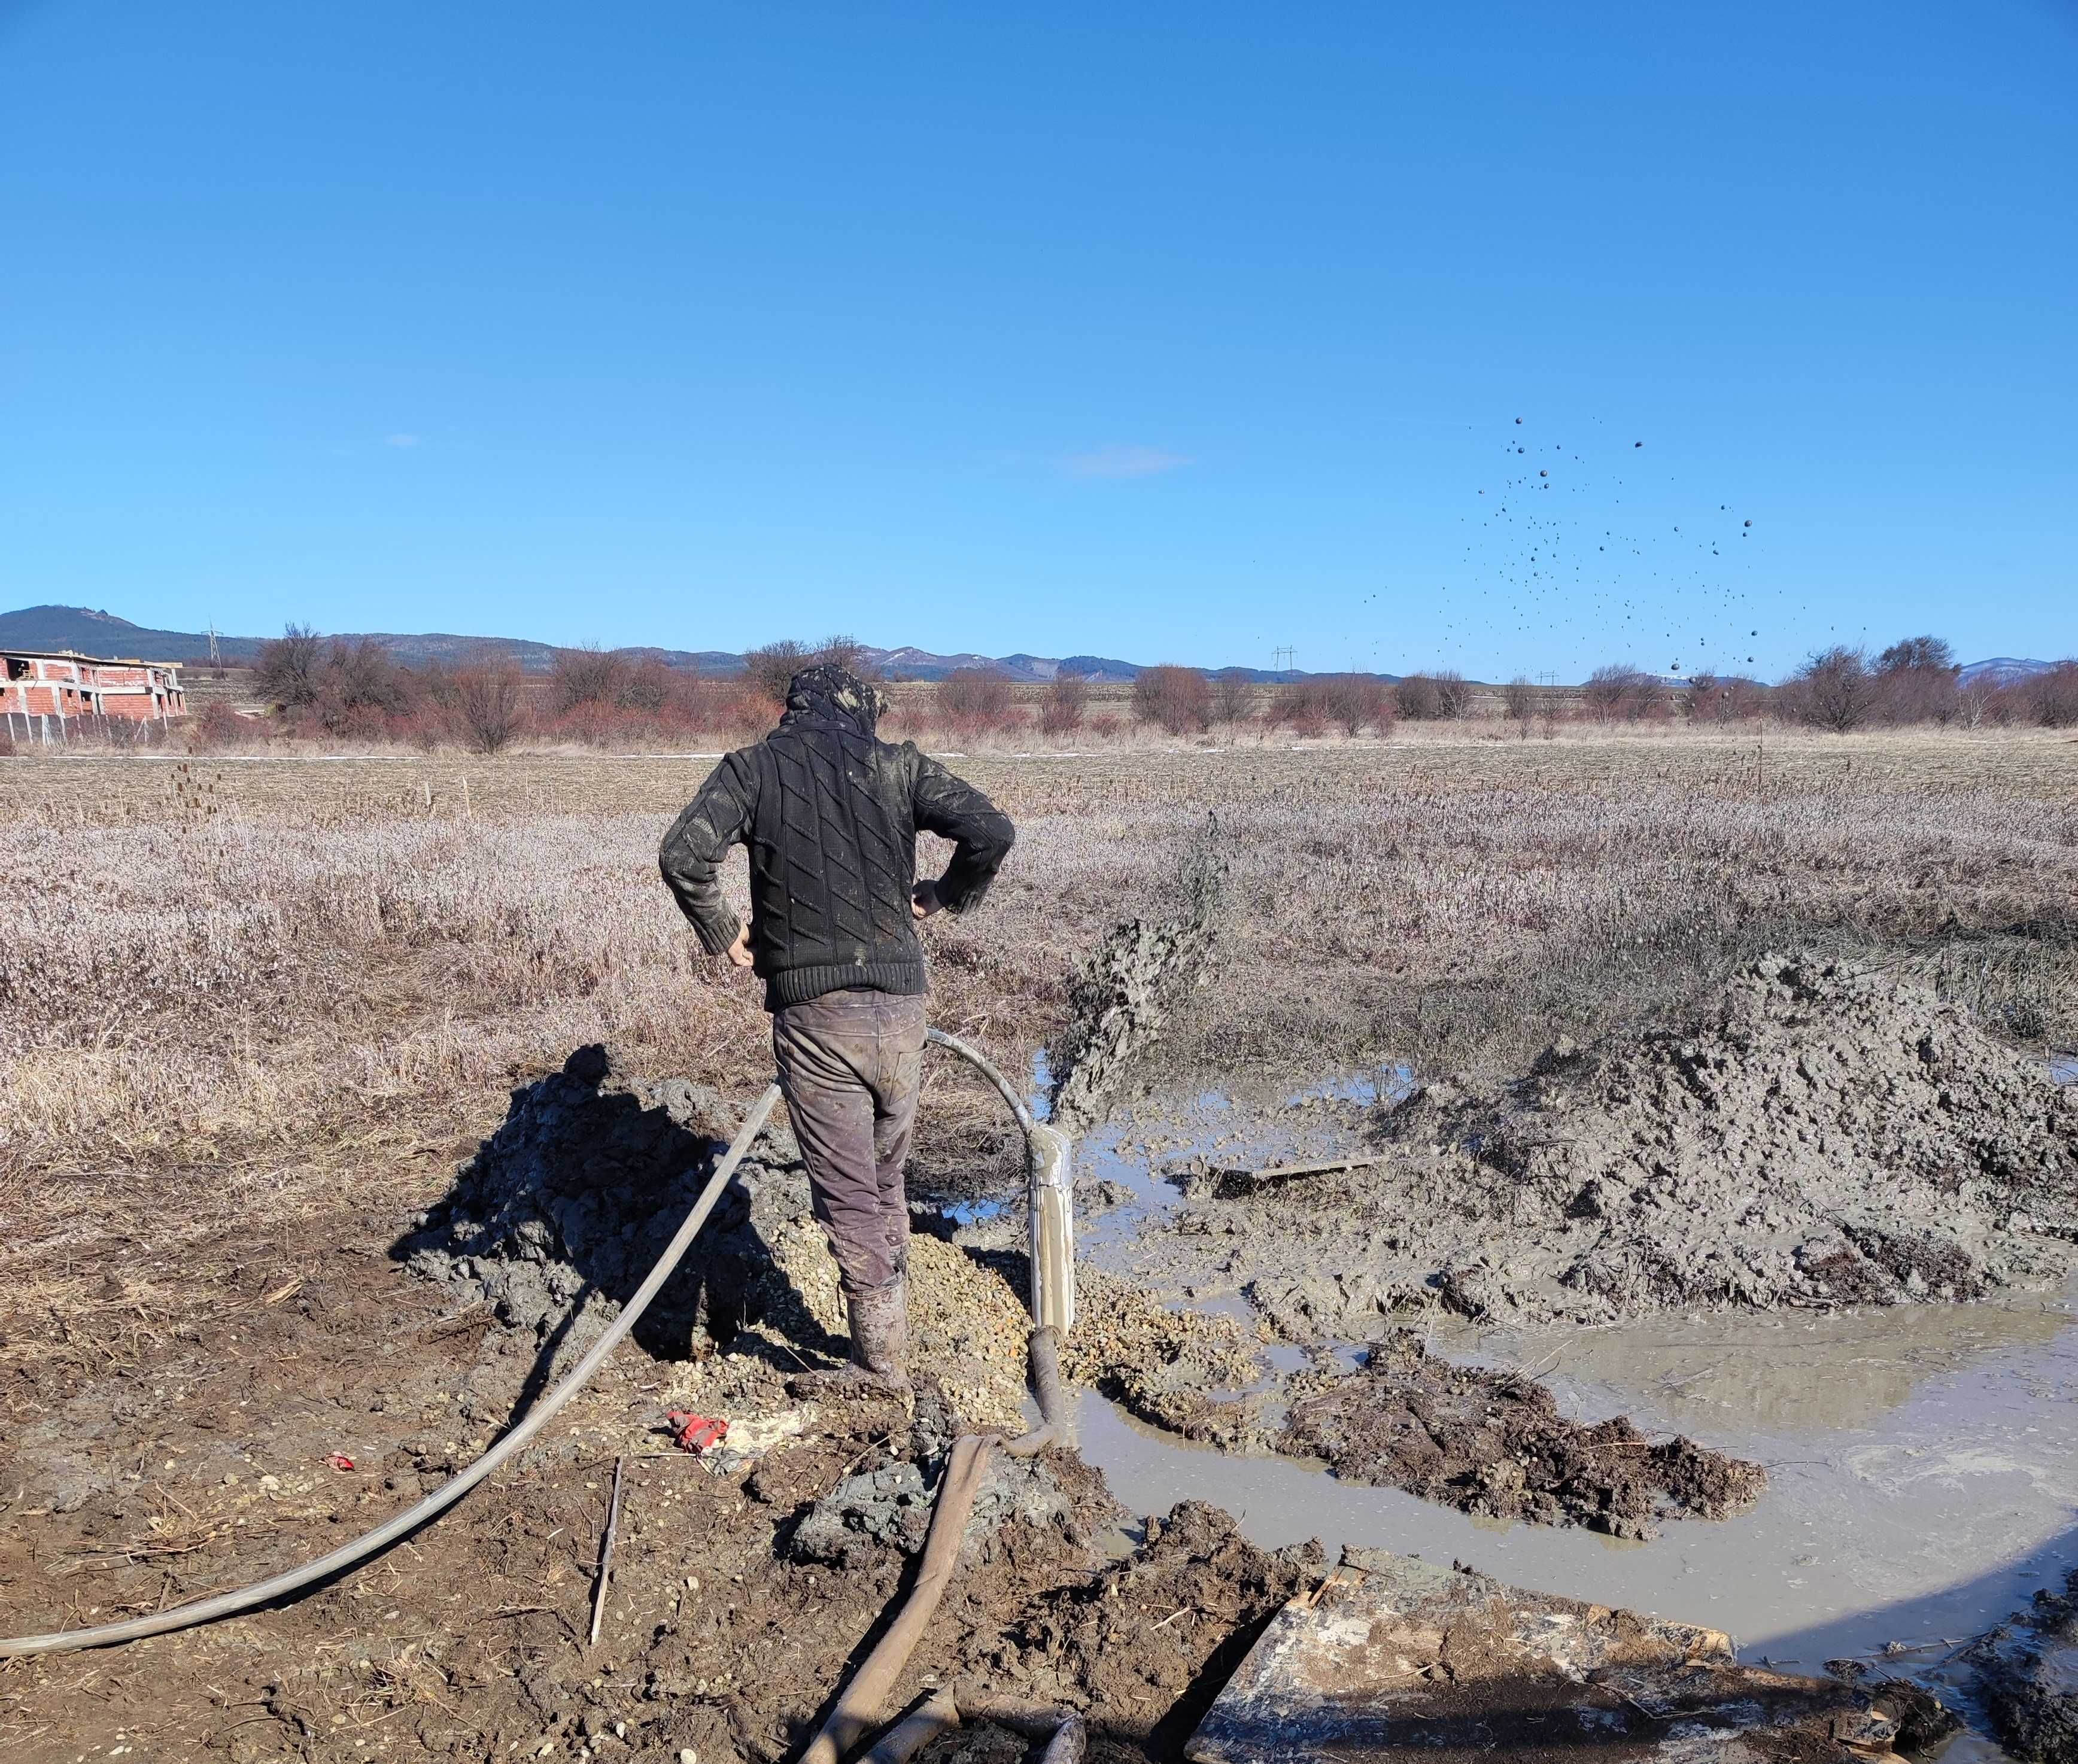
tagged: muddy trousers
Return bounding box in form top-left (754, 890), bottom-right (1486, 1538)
top-left (771, 989), bottom-right (929, 1298)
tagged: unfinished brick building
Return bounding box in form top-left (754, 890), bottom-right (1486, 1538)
top-left (2, 649), bottom-right (186, 725)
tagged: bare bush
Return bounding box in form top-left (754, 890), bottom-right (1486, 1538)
top-left (1212, 670), bottom-right (1254, 729)
top-left (552, 644), bottom-right (630, 713)
top-left (2025, 661), bottom-right (2078, 729)
top-left (254, 623), bottom-right (326, 709)
top-left (1270, 679), bottom-right (1328, 738)
top-left (1503, 677), bottom-right (1536, 731)
top-left (743, 640), bottom-right (812, 703)
top-left (1133, 665), bottom-right (1212, 735)
top-left (455, 659), bottom-right (527, 753)
top-left (1582, 665), bottom-right (1660, 723)
top-left (940, 667), bottom-right (1014, 735)
top-left (813, 634), bottom-right (876, 679)
top-left (1790, 646), bottom-right (1875, 734)
top-left (1039, 674), bottom-right (1087, 737)
top-left (186, 699), bottom-right (252, 751)
top-left (1433, 670), bottom-right (1474, 720)
top-left (1686, 674), bottom-right (1770, 722)
top-left (1320, 674), bottom-right (1391, 737)
top-left (1873, 636), bottom-right (1959, 725)
top-left (1396, 675), bottom-right (1442, 720)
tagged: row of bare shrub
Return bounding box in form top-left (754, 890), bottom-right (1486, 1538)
top-left (156, 625), bottom-right (2078, 758)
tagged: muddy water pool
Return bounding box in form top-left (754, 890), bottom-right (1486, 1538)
top-left (1064, 1064), bottom-right (2078, 1753)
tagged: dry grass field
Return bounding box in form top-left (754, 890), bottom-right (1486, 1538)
top-left (3, 726), bottom-right (2073, 1282)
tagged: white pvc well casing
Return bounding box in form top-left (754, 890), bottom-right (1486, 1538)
top-left (1027, 1122), bottom-right (1076, 1336)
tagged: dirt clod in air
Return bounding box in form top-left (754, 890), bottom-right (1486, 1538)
top-left (1275, 1332), bottom-right (1764, 1538)
top-left (1048, 907), bottom-right (1219, 1135)
top-left (1159, 956), bottom-right (2078, 1335)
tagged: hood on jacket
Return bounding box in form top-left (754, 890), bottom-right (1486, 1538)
top-left (779, 664), bottom-right (888, 739)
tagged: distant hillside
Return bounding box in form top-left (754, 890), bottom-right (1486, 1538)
top-left (1958, 657), bottom-right (2052, 685)
top-left (0, 604), bottom-right (1360, 683)
top-left (0, 604), bottom-right (269, 662)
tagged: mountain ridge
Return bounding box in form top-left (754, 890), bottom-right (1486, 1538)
top-left (0, 604), bottom-right (1324, 682)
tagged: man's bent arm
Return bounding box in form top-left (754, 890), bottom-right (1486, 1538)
top-left (910, 752), bottom-right (1014, 913)
top-left (658, 752), bottom-right (757, 954)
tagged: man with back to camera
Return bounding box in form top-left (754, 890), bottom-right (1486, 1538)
top-left (658, 664), bottom-right (1015, 1395)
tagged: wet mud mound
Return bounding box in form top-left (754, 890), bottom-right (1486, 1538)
top-left (1968, 1568), bottom-right (2078, 1764)
top-left (1274, 1333), bottom-right (1764, 1539)
top-left (398, 1044), bottom-right (1036, 1428)
top-left (1183, 957), bottom-right (2078, 1334)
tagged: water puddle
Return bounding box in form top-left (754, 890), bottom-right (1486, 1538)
top-left (1072, 1066), bottom-right (1409, 1256)
top-left (1076, 1289), bottom-right (2078, 1753)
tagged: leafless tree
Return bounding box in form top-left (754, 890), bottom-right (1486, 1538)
top-left (1793, 646), bottom-right (1875, 733)
top-left (552, 644), bottom-right (630, 712)
top-left (1433, 669), bottom-right (1474, 719)
top-left (1873, 635), bottom-right (1959, 725)
top-left (743, 640), bottom-right (812, 703)
top-left (255, 623), bottom-right (326, 709)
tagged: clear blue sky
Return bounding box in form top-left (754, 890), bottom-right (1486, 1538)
top-left (4, 2), bottom-right (2073, 677)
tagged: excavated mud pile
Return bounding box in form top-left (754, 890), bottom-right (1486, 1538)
top-left (1180, 957), bottom-right (2078, 1335)
top-left (399, 1044), bottom-right (1035, 1428)
top-left (1968, 1568), bottom-right (2078, 1764)
top-left (1274, 1332), bottom-right (1764, 1538)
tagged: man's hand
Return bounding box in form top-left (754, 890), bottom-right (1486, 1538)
top-left (724, 923), bottom-right (755, 968)
top-left (911, 879), bottom-right (942, 920)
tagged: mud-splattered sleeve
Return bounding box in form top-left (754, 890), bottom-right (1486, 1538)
top-left (909, 749), bottom-right (1015, 913)
top-left (658, 750), bottom-right (757, 954)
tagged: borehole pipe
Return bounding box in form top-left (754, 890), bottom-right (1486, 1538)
top-left (924, 1027), bottom-right (1075, 1336)
top-left (0, 1084), bottom-right (784, 1659)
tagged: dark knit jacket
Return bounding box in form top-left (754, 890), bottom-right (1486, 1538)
top-left (658, 670), bottom-right (1015, 1010)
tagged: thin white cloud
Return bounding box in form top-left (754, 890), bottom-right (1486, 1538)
top-left (383, 432), bottom-right (423, 449)
top-left (1064, 443), bottom-right (1191, 480)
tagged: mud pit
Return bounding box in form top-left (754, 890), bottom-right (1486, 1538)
top-left (1123, 958), bottom-right (2078, 1338)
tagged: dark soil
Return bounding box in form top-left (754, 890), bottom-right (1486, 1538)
top-left (0, 1190), bottom-right (1312, 1764)
top-left (1274, 1333), bottom-right (1766, 1539)
top-left (1967, 1567), bottom-right (2078, 1763)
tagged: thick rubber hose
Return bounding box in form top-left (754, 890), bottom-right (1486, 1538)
top-left (801, 1431), bottom-right (999, 1764)
top-left (1042, 1715), bottom-right (1089, 1763)
top-left (860, 1687), bottom-right (960, 1763)
top-left (1001, 1326), bottom-right (1064, 1459)
top-left (0, 1084), bottom-right (783, 1659)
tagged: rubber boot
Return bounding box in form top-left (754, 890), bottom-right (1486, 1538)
top-left (788, 1279), bottom-right (911, 1398)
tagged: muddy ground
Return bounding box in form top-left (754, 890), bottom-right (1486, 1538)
top-left (0, 1177), bottom-right (1323, 1763)
top-left (5, 952), bottom-right (2072, 1759)
top-left (1120, 958), bottom-right (2078, 1339)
